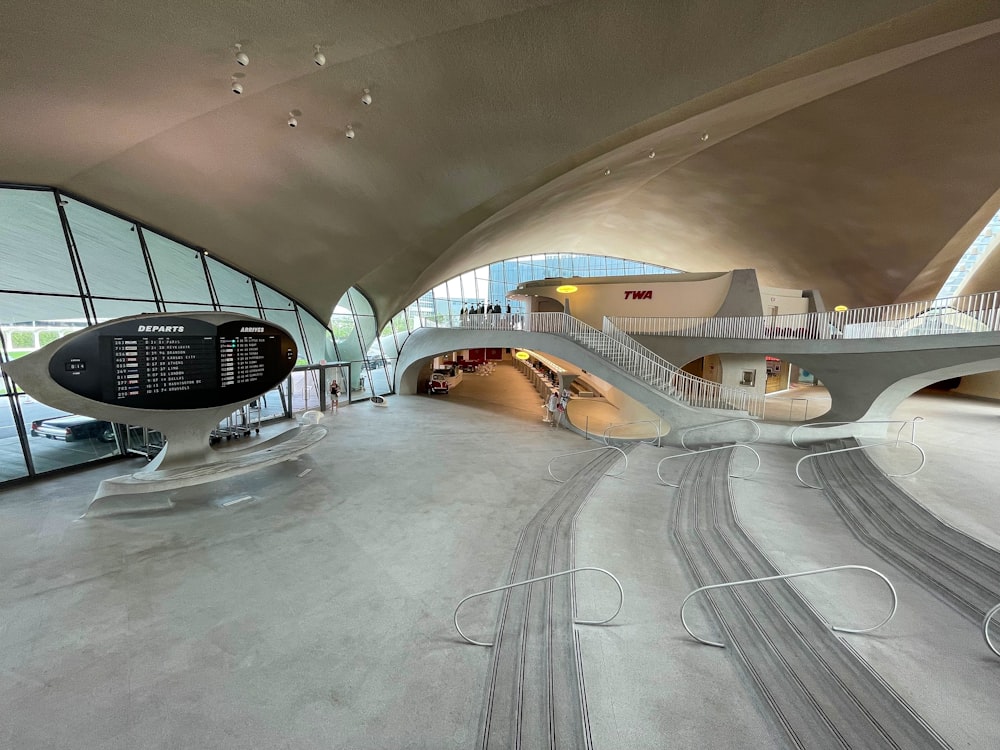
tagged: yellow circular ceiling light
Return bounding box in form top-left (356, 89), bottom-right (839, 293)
top-left (515, 351), bottom-right (530, 360)
top-left (556, 285), bottom-right (578, 294)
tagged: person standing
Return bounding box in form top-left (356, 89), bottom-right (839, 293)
top-left (329, 378), bottom-right (341, 411)
top-left (546, 390), bottom-right (559, 427)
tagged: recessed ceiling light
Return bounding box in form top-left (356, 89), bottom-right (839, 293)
top-left (361, 88), bottom-right (372, 106)
top-left (313, 45), bottom-right (326, 67)
top-left (345, 124), bottom-right (355, 139)
top-left (234, 43), bottom-right (249, 67)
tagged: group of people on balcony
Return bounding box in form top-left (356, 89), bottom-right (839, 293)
top-left (460, 302), bottom-right (511, 316)
top-left (459, 302), bottom-right (518, 328)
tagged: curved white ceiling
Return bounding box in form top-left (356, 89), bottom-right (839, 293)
top-left (1, 0), bottom-right (998, 322)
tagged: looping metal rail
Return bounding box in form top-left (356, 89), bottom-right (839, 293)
top-left (680, 419), bottom-right (761, 450)
top-left (790, 417), bottom-right (924, 448)
top-left (984, 603), bottom-right (1000, 658)
top-left (454, 567), bottom-right (625, 646)
top-left (602, 420), bottom-right (662, 447)
top-left (795, 440), bottom-right (926, 489)
top-left (547, 445), bottom-right (628, 483)
top-left (680, 564), bottom-right (898, 648)
top-left (656, 444), bottom-right (761, 487)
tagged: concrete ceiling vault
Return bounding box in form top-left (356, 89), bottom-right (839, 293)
top-left (2, 0), bottom-right (999, 324)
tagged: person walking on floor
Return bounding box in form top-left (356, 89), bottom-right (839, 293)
top-left (329, 378), bottom-right (341, 411)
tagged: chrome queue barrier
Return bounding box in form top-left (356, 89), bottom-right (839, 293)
top-left (547, 445), bottom-right (628, 483)
top-left (790, 417), bottom-right (924, 448)
top-left (656, 444), bottom-right (761, 487)
top-left (454, 567), bottom-right (625, 647)
top-left (680, 565), bottom-right (898, 648)
top-left (795, 440), bottom-right (926, 489)
top-left (680, 418), bottom-right (761, 450)
top-left (983, 602), bottom-right (1000, 658)
top-left (603, 420), bottom-right (662, 447)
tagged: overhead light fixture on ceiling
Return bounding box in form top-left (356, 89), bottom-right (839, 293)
top-left (361, 88), bottom-right (372, 106)
top-left (603, 168), bottom-right (611, 176)
top-left (648, 150), bottom-right (655, 159)
top-left (288, 109), bottom-right (301, 128)
top-left (556, 285), bottom-right (578, 294)
top-left (234, 43), bottom-right (249, 67)
top-left (231, 74), bottom-right (244, 95)
top-left (313, 45), bottom-right (326, 67)
top-left (700, 132), bottom-right (709, 141)
top-left (345, 124), bottom-right (355, 139)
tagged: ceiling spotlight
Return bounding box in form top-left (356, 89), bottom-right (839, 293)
top-left (234, 43), bottom-right (249, 67)
top-left (700, 132), bottom-right (709, 141)
top-left (231, 75), bottom-right (244, 95)
top-left (313, 45), bottom-right (326, 67)
top-left (361, 88), bottom-right (372, 106)
top-left (345, 124), bottom-right (355, 139)
top-left (603, 168), bottom-right (611, 176)
top-left (647, 150), bottom-right (656, 159)
top-left (288, 110), bottom-right (301, 128)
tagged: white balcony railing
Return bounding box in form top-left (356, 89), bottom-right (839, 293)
top-left (608, 290), bottom-right (1000, 340)
top-left (410, 311), bottom-right (764, 417)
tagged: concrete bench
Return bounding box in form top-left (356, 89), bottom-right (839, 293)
top-left (86, 423), bottom-right (328, 516)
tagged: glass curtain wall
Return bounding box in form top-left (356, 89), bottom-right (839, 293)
top-left (375, 252), bottom-right (680, 364)
top-left (329, 288), bottom-right (391, 398)
top-left (938, 207), bottom-right (1000, 299)
top-left (0, 185), bottom-right (335, 486)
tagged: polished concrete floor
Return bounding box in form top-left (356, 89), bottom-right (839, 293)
top-left (1, 365), bottom-right (998, 749)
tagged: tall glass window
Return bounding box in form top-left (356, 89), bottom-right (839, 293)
top-left (65, 199), bottom-right (155, 301)
top-left (0, 190), bottom-right (80, 295)
top-left (937, 208), bottom-right (1000, 299)
top-left (384, 252), bottom-right (682, 354)
top-left (207, 257), bottom-right (259, 309)
top-left (144, 231), bottom-right (214, 307)
top-left (0, 185), bottom-right (334, 488)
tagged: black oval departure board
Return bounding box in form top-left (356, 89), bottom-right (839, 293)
top-left (47, 315), bottom-right (298, 410)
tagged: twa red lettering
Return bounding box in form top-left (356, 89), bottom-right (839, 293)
top-left (624, 290), bottom-right (653, 300)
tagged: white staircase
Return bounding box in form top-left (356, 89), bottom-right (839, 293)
top-left (531, 314), bottom-right (758, 415)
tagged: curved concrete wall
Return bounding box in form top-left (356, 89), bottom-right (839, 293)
top-left (635, 331), bottom-right (1000, 421)
top-left (399, 326), bottom-right (1000, 443)
top-left (397, 328), bottom-right (764, 445)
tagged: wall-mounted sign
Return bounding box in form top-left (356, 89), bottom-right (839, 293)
top-left (623, 290), bottom-right (653, 300)
top-left (46, 315), bottom-right (297, 410)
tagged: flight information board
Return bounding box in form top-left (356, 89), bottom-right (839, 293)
top-left (101, 333), bottom-right (218, 403)
top-left (48, 315), bottom-right (297, 410)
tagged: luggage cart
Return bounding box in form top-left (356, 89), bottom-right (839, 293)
top-left (209, 400), bottom-right (263, 445)
top-left (122, 425), bottom-right (165, 460)
top-left (244, 399), bottom-right (262, 434)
